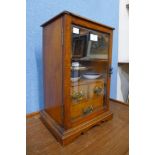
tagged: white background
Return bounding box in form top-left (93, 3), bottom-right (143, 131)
top-left (0, 0), bottom-right (26, 155)
top-left (130, 0), bottom-right (155, 154)
top-left (0, 0), bottom-right (155, 155)
top-left (118, 0), bottom-right (129, 62)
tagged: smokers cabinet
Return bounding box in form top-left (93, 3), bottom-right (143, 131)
top-left (41, 11), bottom-right (114, 145)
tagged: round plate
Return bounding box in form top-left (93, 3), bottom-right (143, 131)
top-left (83, 74), bottom-right (101, 79)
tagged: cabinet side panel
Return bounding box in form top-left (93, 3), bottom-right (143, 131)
top-left (43, 17), bottom-right (63, 126)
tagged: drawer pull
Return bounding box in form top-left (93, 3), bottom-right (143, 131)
top-left (94, 86), bottom-right (103, 95)
top-left (83, 105), bottom-right (93, 115)
top-left (72, 90), bottom-right (85, 101)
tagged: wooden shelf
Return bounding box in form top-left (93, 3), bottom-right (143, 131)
top-left (72, 58), bottom-right (108, 62)
top-left (71, 66), bottom-right (88, 71)
top-left (71, 78), bottom-right (105, 87)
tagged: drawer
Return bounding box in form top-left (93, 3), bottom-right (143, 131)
top-left (70, 81), bottom-right (104, 120)
top-left (71, 97), bottom-right (103, 120)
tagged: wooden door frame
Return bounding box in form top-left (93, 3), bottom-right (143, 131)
top-left (63, 14), bottom-right (113, 129)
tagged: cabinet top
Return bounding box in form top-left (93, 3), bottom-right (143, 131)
top-left (41, 11), bottom-right (115, 30)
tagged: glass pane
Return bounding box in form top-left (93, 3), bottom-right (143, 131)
top-left (88, 33), bottom-right (109, 59)
top-left (72, 25), bottom-right (109, 60)
top-left (70, 25), bottom-right (109, 121)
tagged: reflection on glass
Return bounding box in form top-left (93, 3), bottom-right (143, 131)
top-left (70, 25), bottom-right (109, 121)
top-left (72, 25), bottom-right (110, 60)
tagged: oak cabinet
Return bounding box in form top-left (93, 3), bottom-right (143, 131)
top-left (41, 11), bottom-right (114, 145)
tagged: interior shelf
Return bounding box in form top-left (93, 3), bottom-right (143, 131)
top-left (71, 78), bottom-right (105, 87)
top-left (72, 58), bottom-right (108, 62)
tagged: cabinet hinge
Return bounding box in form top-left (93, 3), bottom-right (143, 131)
top-left (109, 66), bottom-right (113, 77)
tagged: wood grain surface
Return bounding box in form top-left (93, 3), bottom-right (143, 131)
top-left (43, 17), bottom-right (63, 126)
top-left (27, 100), bottom-right (129, 155)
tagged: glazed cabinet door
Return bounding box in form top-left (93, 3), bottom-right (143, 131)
top-left (70, 23), bottom-right (112, 125)
top-left (63, 15), bottom-right (113, 128)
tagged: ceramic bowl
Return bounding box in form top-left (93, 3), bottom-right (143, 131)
top-left (83, 73), bottom-right (101, 79)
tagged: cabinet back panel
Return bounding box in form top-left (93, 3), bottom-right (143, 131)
top-left (43, 17), bottom-right (63, 126)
